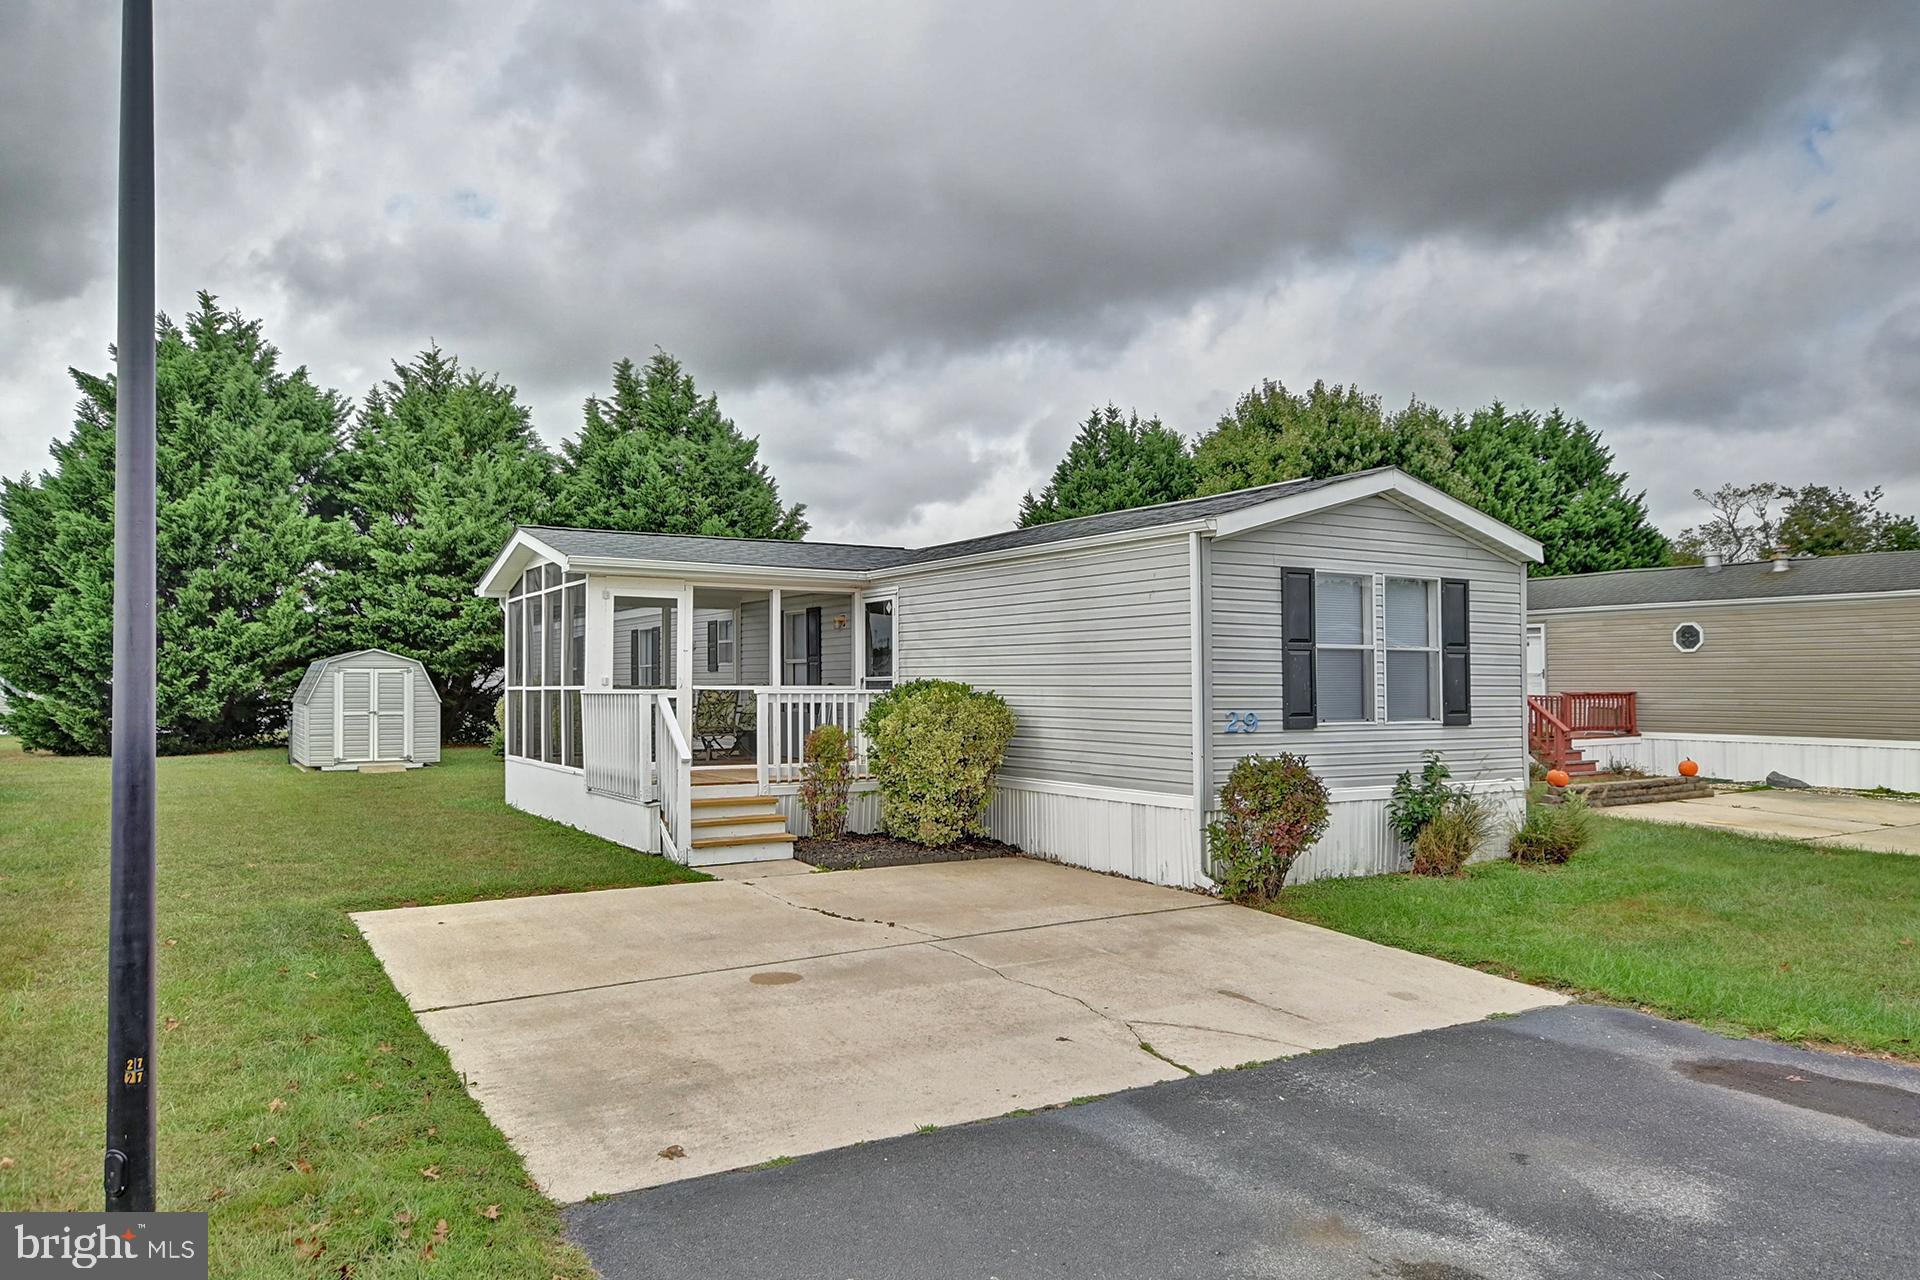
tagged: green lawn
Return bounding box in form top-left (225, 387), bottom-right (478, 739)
top-left (0, 738), bottom-right (703, 1277)
top-left (1277, 815), bottom-right (1920, 1058)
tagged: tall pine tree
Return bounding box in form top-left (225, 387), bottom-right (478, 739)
top-left (317, 346), bottom-right (556, 740)
top-left (1450, 403), bottom-right (1669, 575)
top-left (1018, 405), bottom-right (1195, 526)
top-left (0, 294), bottom-right (344, 753)
top-left (555, 353), bottom-right (806, 538)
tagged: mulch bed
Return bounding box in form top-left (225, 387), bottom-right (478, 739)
top-left (793, 831), bottom-right (1019, 871)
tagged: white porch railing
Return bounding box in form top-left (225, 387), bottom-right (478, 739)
top-left (757, 688), bottom-right (875, 786)
top-left (582, 691), bottom-right (654, 802)
top-left (653, 693), bottom-right (693, 862)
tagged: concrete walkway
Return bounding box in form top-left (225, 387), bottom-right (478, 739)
top-left (352, 859), bottom-right (1562, 1201)
top-left (1612, 788), bottom-right (1920, 854)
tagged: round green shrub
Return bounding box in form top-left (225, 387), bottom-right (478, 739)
top-left (1206, 753), bottom-right (1331, 902)
top-left (862, 682), bottom-right (1016, 846)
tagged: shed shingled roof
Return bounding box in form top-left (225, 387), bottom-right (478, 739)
top-left (1528, 550), bottom-right (1920, 611)
top-left (520, 472), bottom-right (1360, 573)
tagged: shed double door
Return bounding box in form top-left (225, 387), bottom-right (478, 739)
top-left (336, 669), bottom-right (413, 762)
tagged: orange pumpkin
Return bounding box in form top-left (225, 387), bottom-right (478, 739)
top-left (1678, 758), bottom-right (1700, 778)
top-left (1545, 768), bottom-right (1571, 788)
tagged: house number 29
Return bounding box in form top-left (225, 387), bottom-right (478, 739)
top-left (1224, 710), bottom-right (1260, 734)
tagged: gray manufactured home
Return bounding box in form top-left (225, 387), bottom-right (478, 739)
top-left (289, 649), bottom-right (441, 770)
top-left (475, 467), bottom-right (1542, 887)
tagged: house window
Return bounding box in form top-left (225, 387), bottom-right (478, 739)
top-left (865, 599), bottom-right (894, 688)
top-left (1384, 577), bottom-right (1438, 722)
top-left (1672, 622), bottom-right (1704, 653)
top-left (1314, 573), bottom-right (1371, 722)
top-left (503, 564), bottom-right (586, 766)
top-left (612, 598), bottom-right (676, 688)
top-left (706, 618), bottom-right (735, 672)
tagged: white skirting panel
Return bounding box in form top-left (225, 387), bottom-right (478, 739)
top-left (985, 783), bottom-right (1208, 889)
top-left (505, 758), bottom-right (659, 854)
top-left (772, 786), bottom-right (883, 838)
top-left (1575, 732), bottom-right (1920, 792)
top-left (1275, 783), bottom-right (1527, 886)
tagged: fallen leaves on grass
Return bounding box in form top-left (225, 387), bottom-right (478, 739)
top-left (480, 1204), bottom-right (501, 1221)
top-left (0, 1156), bottom-right (14, 1170)
top-left (266, 1097), bottom-right (287, 1113)
top-left (163, 1017), bottom-right (180, 1032)
top-left (419, 1164), bottom-right (441, 1181)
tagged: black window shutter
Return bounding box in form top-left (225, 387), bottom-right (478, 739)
top-left (1280, 567), bottom-right (1317, 729)
top-left (1441, 578), bottom-right (1471, 726)
top-left (706, 619), bottom-right (719, 672)
top-left (805, 607), bottom-right (823, 686)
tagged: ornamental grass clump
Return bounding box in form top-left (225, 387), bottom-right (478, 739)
top-left (1509, 792), bottom-right (1594, 865)
top-left (1205, 753), bottom-right (1331, 903)
top-left (861, 681), bottom-right (1016, 846)
top-left (799, 722), bottom-right (855, 839)
top-left (1410, 792), bottom-right (1494, 877)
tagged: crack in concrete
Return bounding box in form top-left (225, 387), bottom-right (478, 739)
top-left (739, 879), bottom-right (944, 941)
top-left (1128, 1019), bottom-right (1305, 1049)
top-left (926, 940), bottom-right (1199, 1077)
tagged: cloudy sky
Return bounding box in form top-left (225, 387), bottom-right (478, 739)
top-left (3, 1), bottom-right (1918, 547)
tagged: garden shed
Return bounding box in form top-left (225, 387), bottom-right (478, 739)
top-left (289, 649), bottom-right (441, 770)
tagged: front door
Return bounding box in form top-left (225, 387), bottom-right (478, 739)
top-left (783, 608), bottom-right (822, 686)
top-left (1525, 625), bottom-right (1547, 697)
top-left (337, 669), bottom-right (411, 762)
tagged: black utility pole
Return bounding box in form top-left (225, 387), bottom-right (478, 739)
top-left (104, 0), bottom-right (158, 1212)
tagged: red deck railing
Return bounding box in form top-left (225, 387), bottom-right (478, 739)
top-left (1526, 696), bottom-right (1577, 769)
top-left (1531, 691), bottom-right (1636, 738)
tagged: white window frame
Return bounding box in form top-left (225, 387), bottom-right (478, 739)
top-left (1382, 575), bottom-right (1440, 724)
top-left (1672, 621), bottom-right (1705, 653)
top-left (503, 562), bottom-right (587, 771)
top-left (1313, 571), bottom-right (1373, 724)
top-left (862, 592), bottom-right (898, 688)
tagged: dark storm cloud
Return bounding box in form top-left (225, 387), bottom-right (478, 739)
top-left (2, 1), bottom-right (1918, 540)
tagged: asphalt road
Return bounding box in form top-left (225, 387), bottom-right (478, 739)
top-left (567, 1005), bottom-right (1920, 1280)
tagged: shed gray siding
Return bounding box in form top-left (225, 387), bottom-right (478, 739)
top-left (1207, 495), bottom-right (1527, 792)
top-left (1538, 595), bottom-right (1920, 741)
top-left (893, 534), bottom-right (1193, 793)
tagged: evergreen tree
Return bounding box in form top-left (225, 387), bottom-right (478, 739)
top-left (1017, 404), bottom-right (1195, 526)
top-left (1450, 403), bottom-right (1669, 576)
top-left (317, 346), bottom-right (556, 741)
top-left (1775, 485), bottom-right (1920, 556)
top-left (555, 352), bottom-right (806, 538)
top-left (1192, 380), bottom-right (1462, 495)
top-left (0, 294), bottom-right (344, 753)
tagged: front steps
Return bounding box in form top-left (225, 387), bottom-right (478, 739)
top-left (1545, 776), bottom-right (1714, 808)
top-left (688, 792), bottom-right (798, 863)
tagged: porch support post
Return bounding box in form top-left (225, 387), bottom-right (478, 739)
top-left (675, 583), bottom-right (694, 741)
top-left (769, 587), bottom-right (783, 688)
top-left (850, 589), bottom-right (865, 689)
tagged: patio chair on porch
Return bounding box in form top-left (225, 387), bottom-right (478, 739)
top-left (693, 688), bottom-right (755, 763)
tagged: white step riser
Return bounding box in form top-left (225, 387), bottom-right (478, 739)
top-left (689, 841), bottom-right (797, 866)
top-left (694, 819), bottom-right (790, 839)
top-left (691, 801), bottom-right (782, 820)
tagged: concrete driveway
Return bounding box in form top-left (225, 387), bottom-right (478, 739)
top-left (352, 858), bottom-right (1561, 1201)
top-left (568, 1005), bottom-right (1920, 1280)
top-left (1613, 788), bottom-right (1920, 854)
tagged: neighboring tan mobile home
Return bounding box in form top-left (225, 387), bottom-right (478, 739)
top-left (1528, 550), bottom-right (1920, 790)
top-left (475, 467), bottom-right (1543, 887)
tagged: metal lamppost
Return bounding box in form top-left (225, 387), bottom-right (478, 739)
top-left (104, 0), bottom-right (158, 1212)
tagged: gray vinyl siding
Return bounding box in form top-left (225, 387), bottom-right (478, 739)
top-left (1208, 495), bottom-right (1527, 792)
top-left (892, 535), bottom-right (1193, 793)
top-left (739, 599), bottom-right (771, 685)
top-left (1538, 595), bottom-right (1920, 741)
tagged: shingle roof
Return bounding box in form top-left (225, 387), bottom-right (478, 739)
top-left (1528, 550), bottom-right (1920, 611)
top-left (522, 472), bottom-right (1364, 574)
top-left (521, 527), bottom-right (910, 572)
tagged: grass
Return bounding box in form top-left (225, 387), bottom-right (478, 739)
top-left (1275, 815), bottom-right (1920, 1059)
top-left (0, 738), bottom-right (704, 1277)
